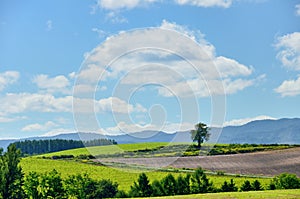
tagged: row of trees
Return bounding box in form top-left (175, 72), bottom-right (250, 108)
top-left (12, 138), bottom-right (117, 155)
top-left (128, 171), bottom-right (300, 197)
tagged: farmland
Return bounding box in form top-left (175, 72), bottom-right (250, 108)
top-left (19, 142), bottom-right (300, 197)
top-left (20, 156), bottom-right (273, 192)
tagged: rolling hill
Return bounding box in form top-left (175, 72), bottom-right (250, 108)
top-left (1, 118), bottom-right (300, 150)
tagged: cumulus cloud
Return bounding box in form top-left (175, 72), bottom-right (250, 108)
top-left (22, 121), bottom-right (57, 132)
top-left (33, 74), bottom-right (70, 94)
top-left (275, 76), bottom-right (300, 97)
top-left (275, 32), bottom-right (300, 71)
top-left (224, 115), bottom-right (277, 126)
top-left (77, 20), bottom-right (257, 98)
top-left (0, 71), bottom-right (19, 91)
top-left (0, 93), bottom-right (73, 115)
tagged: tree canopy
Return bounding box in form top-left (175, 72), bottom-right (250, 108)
top-left (191, 122), bottom-right (210, 148)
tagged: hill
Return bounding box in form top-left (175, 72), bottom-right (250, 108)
top-left (1, 118), bottom-right (300, 149)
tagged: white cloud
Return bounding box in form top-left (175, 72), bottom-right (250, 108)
top-left (73, 96), bottom-right (147, 114)
top-left (92, 28), bottom-right (107, 38)
top-left (0, 71), bottom-right (19, 91)
top-left (296, 4), bottom-right (300, 16)
top-left (105, 11), bottom-right (128, 23)
top-left (104, 121), bottom-right (194, 135)
top-left (224, 115), bottom-right (277, 126)
top-left (33, 74), bottom-right (70, 94)
top-left (42, 128), bottom-right (76, 137)
top-left (77, 20), bottom-right (256, 98)
top-left (275, 76), bottom-right (300, 97)
top-left (98, 0), bottom-right (158, 10)
top-left (46, 20), bottom-right (53, 31)
top-left (175, 0), bottom-right (232, 8)
top-left (0, 93), bottom-right (72, 115)
top-left (22, 121), bottom-right (58, 132)
top-left (275, 32), bottom-right (300, 71)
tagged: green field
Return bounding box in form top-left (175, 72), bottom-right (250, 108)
top-left (38, 142), bottom-right (170, 157)
top-left (21, 157), bottom-right (272, 192)
top-left (137, 189), bottom-right (300, 199)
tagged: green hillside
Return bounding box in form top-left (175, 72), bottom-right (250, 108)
top-left (21, 156), bottom-right (272, 191)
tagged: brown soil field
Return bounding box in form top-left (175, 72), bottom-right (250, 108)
top-left (99, 147), bottom-right (300, 177)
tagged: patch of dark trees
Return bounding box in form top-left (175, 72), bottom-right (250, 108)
top-left (10, 138), bottom-right (117, 156)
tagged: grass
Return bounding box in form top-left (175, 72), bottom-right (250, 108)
top-left (139, 189), bottom-right (300, 199)
top-left (38, 142), bottom-right (170, 157)
top-left (21, 157), bottom-right (272, 192)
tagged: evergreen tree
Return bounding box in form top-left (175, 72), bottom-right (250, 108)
top-left (177, 174), bottom-right (190, 195)
top-left (130, 173), bottom-right (152, 197)
top-left (161, 174), bottom-right (177, 196)
top-left (240, 180), bottom-right (252, 191)
top-left (1, 144), bottom-right (25, 199)
top-left (252, 180), bottom-right (262, 191)
top-left (151, 180), bottom-right (165, 196)
top-left (190, 167), bottom-right (213, 193)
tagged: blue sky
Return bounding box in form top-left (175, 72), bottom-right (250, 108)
top-left (0, 0), bottom-right (300, 139)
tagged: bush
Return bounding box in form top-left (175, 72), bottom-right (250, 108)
top-left (272, 173), bottom-right (300, 189)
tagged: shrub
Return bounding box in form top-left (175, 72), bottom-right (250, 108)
top-left (272, 173), bottom-right (300, 189)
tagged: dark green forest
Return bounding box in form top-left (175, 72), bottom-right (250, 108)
top-left (11, 139), bottom-right (117, 155)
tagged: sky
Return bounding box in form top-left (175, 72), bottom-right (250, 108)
top-left (0, 0), bottom-right (300, 139)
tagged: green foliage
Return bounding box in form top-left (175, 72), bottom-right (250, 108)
top-left (39, 169), bottom-right (65, 198)
top-left (92, 179), bottom-right (118, 198)
top-left (161, 173), bottom-right (177, 196)
top-left (190, 167), bottom-right (213, 194)
top-left (176, 174), bottom-right (190, 195)
top-left (0, 144), bottom-right (25, 199)
top-left (240, 180), bottom-right (252, 191)
top-left (151, 179), bottom-right (165, 196)
top-left (221, 179), bottom-right (238, 192)
top-left (191, 123), bottom-right (210, 148)
top-left (64, 173), bottom-right (97, 199)
top-left (271, 173), bottom-right (300, 189)
top-left (24, 172), bottom-right (41, 199)
top-left (129, 173), bottom-right (152, 197)
top-left (12, 138), bottom-right (116, 156)
top-left (252, 179), bottom-right (263, 191)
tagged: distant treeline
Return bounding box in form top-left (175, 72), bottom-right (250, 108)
top-left (11, 138), bottom-right (117, 155)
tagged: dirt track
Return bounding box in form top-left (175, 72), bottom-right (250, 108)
top-left (99, 147), bottom-right (300, 177)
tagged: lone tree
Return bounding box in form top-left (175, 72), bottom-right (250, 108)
top-left (191, 122), bottom-right (210, 148)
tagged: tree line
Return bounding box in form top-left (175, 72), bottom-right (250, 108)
top-left (11, 138), bottom-right (117, 155)
top-left (1, 144), bottom-right (300, 198)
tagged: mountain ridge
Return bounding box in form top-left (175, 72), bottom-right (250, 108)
top-left (1, 118), bottom-right (299, 150)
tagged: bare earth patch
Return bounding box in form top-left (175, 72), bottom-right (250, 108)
top-left (98, 147), bottom-right (300, 177)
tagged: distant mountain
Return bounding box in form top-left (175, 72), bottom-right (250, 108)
top-left (0, 118), bottom-right (299, 150)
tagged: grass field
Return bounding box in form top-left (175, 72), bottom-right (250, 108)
top-left (21, 157), bottom-right (272, 192)
top-left (38, 142), bottom-right (170, 157)
top-left (136, 189), bottom-right (300, 199)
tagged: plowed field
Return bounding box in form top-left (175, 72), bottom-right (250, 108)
top-left (99, 147), bottom-right (300, 176)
